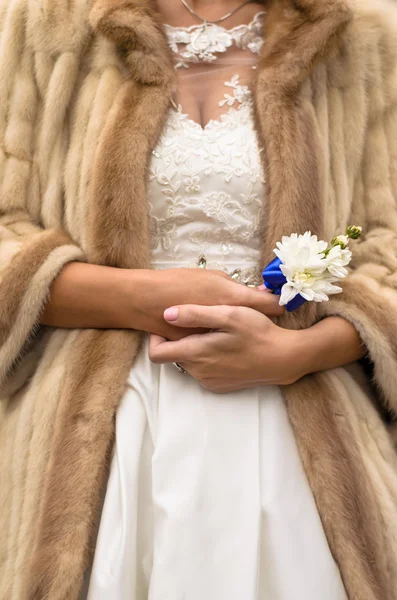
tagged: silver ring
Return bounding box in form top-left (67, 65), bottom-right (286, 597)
top-left (173, 362), bottom-right (187, 374)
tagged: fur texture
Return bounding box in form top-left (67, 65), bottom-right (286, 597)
top-left (0, 0), bottom-right (397, 598)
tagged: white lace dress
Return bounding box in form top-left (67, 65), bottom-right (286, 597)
top-left (85, 15), bottom-right (348, 600)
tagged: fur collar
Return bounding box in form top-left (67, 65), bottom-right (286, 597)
top-left (90, 0), bottom-right (175, 85)
top-left (89, 0), bottom-right (351, 85)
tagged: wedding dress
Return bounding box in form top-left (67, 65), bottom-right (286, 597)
top-left (85, 13), bottom-right (348, 600)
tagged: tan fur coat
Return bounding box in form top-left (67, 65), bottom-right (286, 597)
top-left (1, 0), bottom-right (397, 598)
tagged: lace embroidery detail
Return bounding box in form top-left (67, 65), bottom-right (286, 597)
top-left (219, 74), bottom-right (251, 108)
top-left (148, 74), bottom-right (266, 267)
top-left (165, 11), bottom-right (265, 68)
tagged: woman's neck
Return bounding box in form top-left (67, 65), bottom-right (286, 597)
top-left (186, 0), bottom-right (248, 10)
top-left (155, 0), bottom-right (262, 28)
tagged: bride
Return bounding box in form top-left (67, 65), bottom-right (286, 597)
top-left (1, 0), bottom-right (397, 599)
top-left (81, 4), bottom-right (353, 596)
top-left (77, 1), bottom-right (382, 598)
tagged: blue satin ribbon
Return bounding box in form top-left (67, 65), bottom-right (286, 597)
top-left (262, 257), bottom-right (306, 313)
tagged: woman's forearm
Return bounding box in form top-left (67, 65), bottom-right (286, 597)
top-left (40, 262), bottom-right (282, 336)
top-left (41, 262), bottom-right (147, 329)
top-left (298, 316), bottom-right (366, 377)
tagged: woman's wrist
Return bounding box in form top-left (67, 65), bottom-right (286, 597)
top-left (252, 325), bottom-right (309, 386)
top-left (123, 268), bottom-right (160, 331)
top-left (277, 328), bottom-right (312, 384)
top-left (253, 315), bottom-right (366, 387)
top-left (288, 316), bottom-right (366, 380)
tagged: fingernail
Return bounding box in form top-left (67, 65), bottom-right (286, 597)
top-left (257, 284), bottom-right (272, 292)
top-left (164, 307), bottom-right (179, 322)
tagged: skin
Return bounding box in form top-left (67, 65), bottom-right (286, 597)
top-left (41, 0), bottom-right (366, 391)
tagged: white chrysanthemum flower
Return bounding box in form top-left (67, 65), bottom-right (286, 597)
top-left (274, 232), bottom-right (328, 272)
top-left (323, 245), bottom-right (352, 278)
top-left (273, 232), bottom-right (348, 306)
top-left (279, 274), bottom-right (343, 306)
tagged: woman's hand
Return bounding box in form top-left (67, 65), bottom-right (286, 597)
top-left (149, 306), bottom-right (366, 393)
top-left (129, 268), bottom-right (284, 340)
top-left (149, 304), bottom-right (305, 392)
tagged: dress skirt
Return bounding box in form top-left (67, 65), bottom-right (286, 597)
top-left (85, 337), bottom-right (348, 600)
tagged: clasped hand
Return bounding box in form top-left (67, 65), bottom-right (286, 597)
top-left (149, 304), bottom-right (307, 393)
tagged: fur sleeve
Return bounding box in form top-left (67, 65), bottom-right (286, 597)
top-left (320, 2), bottom-right (397, 415)
top-left (0, 0), bottom-right (89, 385)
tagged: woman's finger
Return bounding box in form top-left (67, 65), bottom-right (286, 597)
top-left (149, 331), bottom-right (207, 364)
top-left (163, 304), bottom-right (239, 330)
top-left (150, 334), bottom-right (167, 347)
top-left (245, 287), bottom-right (284, 317)
top-left (247, 287), bottom-right (284, 316)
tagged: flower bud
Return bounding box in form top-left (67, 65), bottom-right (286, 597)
top-left (346, 225), bottom-right (362, 240)
top-left (331, 234), bottom-right (349, 249)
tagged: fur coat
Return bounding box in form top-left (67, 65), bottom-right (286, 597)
top-left (1, 0), bottom-right (397, 598)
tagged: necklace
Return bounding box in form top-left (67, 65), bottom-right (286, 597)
top-left (175, 1), bottom-right (260, 65)
top-left (179, 0), bottom-right (254, 26)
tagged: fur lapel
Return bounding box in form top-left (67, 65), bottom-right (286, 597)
top-left (87, 0), bottom-right (175, 267)
top-left (255, 0), bottom-right (352, 257)
top-left (254, 0), bottom-right (352, 327)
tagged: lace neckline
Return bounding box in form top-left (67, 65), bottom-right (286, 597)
top-left (172, 100), bottom-right (252, 134)
top-left (169, 74), bottom-right (253, 133)
top-left (164, 11), bottom-right (265, 36)
top-left (165, 11), bottom-right (265, 68)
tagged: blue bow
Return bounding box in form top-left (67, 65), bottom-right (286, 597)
top-left (262, 257), bottom-right (306, 313)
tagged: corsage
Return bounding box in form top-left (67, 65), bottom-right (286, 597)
top-left (262, 226), bottom-right (362, 312)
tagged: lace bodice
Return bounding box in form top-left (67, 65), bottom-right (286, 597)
top-left (149, 75), bottom-right (265, 285)
top-left (147, 12), bottom-right (265, 284)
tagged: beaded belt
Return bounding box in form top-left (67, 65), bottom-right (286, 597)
top-left (153, 255), bottom-right (263, 287)
top-left (197, 255), bottom-right (262, 286)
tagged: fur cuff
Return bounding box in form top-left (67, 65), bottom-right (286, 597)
top-left (320, 271), bottom-right (397, 415)
top-left (0, 229), bottom-right (84, 386)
